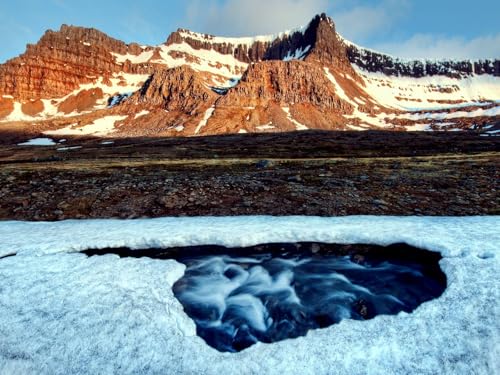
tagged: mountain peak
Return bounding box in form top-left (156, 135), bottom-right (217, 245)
top-left (0, 13), bottom-right (497, 135)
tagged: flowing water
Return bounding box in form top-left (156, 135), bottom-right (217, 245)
top-left (85, 243), bottom-right (446, 353)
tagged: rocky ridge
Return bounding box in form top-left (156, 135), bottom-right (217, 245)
top-left (0, 14), bottom-right (498, 138)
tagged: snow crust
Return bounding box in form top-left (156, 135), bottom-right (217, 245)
top-left (0, 216), bottom-right (498, 374)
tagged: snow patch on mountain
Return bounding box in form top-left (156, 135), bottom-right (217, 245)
top-left (156, 42), bottom-right (248, 80)
top-left (324, 67), bottom-right (358, 107)
top-left (45, 115), bottom-right (128, 137)
top-left (354, 66), bottom-right (500, 110)
top-left (111, 50), bottom-right (154, 64)
top-left (283, 46), bottom-right (311, 62)
top-left (195, 106), bottom-right (215, 135)
top-left (176, 24), bottom-right (308, 49)
top-left (283, 107), bottom-right (308, 130)
top-left (134, 110), bottom-right (150, 119)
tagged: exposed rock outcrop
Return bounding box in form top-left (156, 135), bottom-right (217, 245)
top-left (219, 60), bottom-right (353, 112)
top-left (21, 99), bottom-right (44, 116)
top-left (58, 88), bottom-right (104, 114)
top-left (0, 97), bottom-right (14, 118)
top-left (0, 25), bottom-right (156, 100)
top-left (131, 66), bottom-right (217, 113)
top-left (0, 13), bottom-right (497, 135)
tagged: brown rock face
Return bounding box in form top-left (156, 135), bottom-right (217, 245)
top-left (58, 88), bottom-right (104, 114)
top-left (165, 14), bottom-right (338, 64)
top-left (0, 13), bottom-right (497, 135)
top-left (0, 97), bottom-right (14, 118)
top-left (305, 14), bottom-right (351, 69)
top-left (219, 60), bottom-right (353, 112)
top-left (0, 25), bottom-right (156, 101)
top-left (21, 99), bottom-right (44, 116)
top-left (131, 66), bottom-right (218, 113)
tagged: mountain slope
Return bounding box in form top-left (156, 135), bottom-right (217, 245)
top-left (0, 14), bottom-right (498, 138)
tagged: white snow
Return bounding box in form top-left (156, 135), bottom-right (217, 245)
top-left (391, 105), bottom-right (500, 121)
top-left (256, 123), bottom-right (275, 131)
top-left (100, 141), bottom-right (115, 145)
top-left (353, 65), bottom-right (500, 110)
top-left (133, 110), bottom-right (150, 119)
top-left (405, 123), bottom-right (432, 131)
top-left (238, 129), bottom-right (248, 134)
top-left (156, 42), bottom-right (248, 80)
top-left (0, 73), bottom-right (149, 123)
top-left (17, 137), bottom-right (56, 146)
top-left (0, 216), bottom-right (498, 374)
top-left (111, 50), bottom-right (154, 64)
top-left (324, 68), bottom-right (358, 107)
top-left (324, 67), bottom-right (395, 129)
top-left (2, 102), bottom-right (32, 122)
top-left (283, 46), bottom-right (311, 62)
top-left (282, 107), bottom-right (308, 131)
top-left (347, 124), bottom-right (369, 131)
top-left (44, 115), bottom-right (128, 137)
top-left (177, 24), bottom-right (307, 49)
top-left (195, 107), bottom-right (215, 135)
top-left (2, 95), bottom-right (13, 99)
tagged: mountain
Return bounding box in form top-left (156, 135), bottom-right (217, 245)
top-left (0, 13), bottom-right (499, 138)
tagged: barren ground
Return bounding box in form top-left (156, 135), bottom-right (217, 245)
top-left (0, 131), bottom-right (498, 220)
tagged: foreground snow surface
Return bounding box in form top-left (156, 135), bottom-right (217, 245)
top-left (0, 216), bottom-right (498, 375)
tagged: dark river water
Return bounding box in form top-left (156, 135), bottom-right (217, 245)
top-left (85, 242), bottom-right (446, 353)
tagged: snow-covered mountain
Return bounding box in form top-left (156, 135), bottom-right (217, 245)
top-left (0, 14), bottom-right (498, 138)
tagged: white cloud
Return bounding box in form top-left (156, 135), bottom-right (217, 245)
top-left (333, 0), bottom-right (410, 41)
top-left (185, 0), bottom-right (328, 36)
top-left (374, 34), bottom-right (500, 60)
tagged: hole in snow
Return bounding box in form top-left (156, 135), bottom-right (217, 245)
top-left (84, 243), bottom-right (446, 353)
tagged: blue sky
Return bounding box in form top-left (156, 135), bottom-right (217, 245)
top-left (1, 0), bottom-right (499, 63)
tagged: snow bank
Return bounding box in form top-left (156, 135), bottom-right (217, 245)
top-left (0, 216), bottom-right (498, 374)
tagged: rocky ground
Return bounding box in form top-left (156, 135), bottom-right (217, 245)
top-left (0, 131), bottom-right (498, 221)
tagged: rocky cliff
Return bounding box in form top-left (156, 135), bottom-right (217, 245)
top-left (0, 13), bottom-right (498, 136)
top-left (346, 44), bottom-right (500, 78)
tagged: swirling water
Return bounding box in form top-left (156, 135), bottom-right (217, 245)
top-left (172, 243), bottom-right (446, 352)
